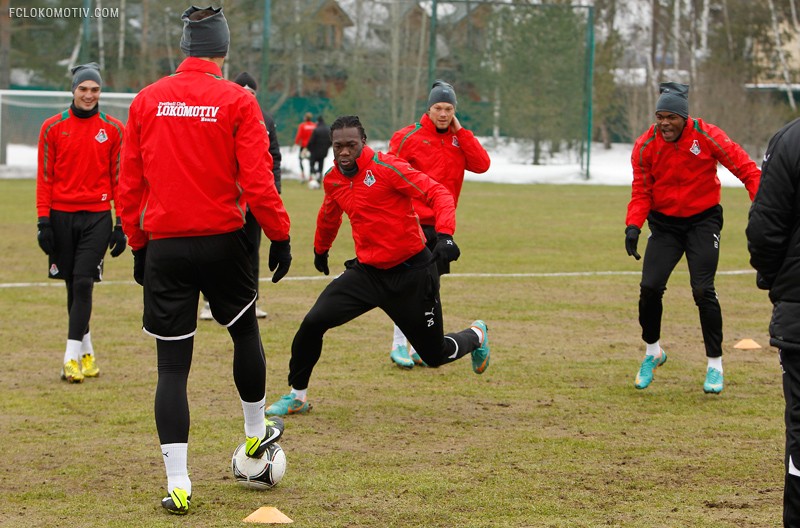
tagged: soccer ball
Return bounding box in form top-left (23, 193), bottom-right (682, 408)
top-left (231, 441), bottom-right (286, 489)
top-left (307, 178), bottom-right (320, 190)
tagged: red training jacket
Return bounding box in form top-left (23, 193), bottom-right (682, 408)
top-left (389, 113), bottom-right (490, 226)
top-left (315, 145), bottom-right (456, 269)
top-left (626, 116), bottom-right (761, 228)
top-left (294, 121), bottom-right (316, 148)
top-left (119, 57), bottom-right (290, 251)
top-left (36, 108), bottom-right (124, 218)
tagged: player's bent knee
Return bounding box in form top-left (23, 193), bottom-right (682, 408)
top-left (72, 274), bottom-right (94, 300)
top-left (414, 349), bottom-right (444, 367)
top-left (639, 285), bottom-right (664, 301)
top-left (691, 285), bottom-right (717, 305)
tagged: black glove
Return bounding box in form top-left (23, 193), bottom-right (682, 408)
top-left (37, 216), bottom-right (55, 255)
top-left (625, 225), bottom-right (641, 260)
top-left (108, 219), bottom-right (127, 257)
top-left (132, 246), bottom-right (147, 286)
top-left (756, 271), bottom-right (772, 291)
top-left (268, 237), bottom-right (292, 283)
top-left (314, 249), bottom-right (330, 275)
top-left (431, 233), bottom-right (460, 264)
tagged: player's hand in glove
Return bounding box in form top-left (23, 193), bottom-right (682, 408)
top-left (431, 233), bottom-right (461, 264)
top-left (37, 216), bottom-right (55, 255)
top-left (756, 271), bottom-right (773, 291)
top-left (314, 249), bottom-right (329, 275)
top-left (625, 225), bottom-right (641, 260)
top-left (108, 219), bottom-right (127, 257)
top-left (269, 237), bottom-right (292, 283)
top-left (132, 246), bottom-right (147, 286)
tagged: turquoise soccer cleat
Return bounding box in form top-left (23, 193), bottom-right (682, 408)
top-left (470, 320), bottom-right (490, 374)
top-left (703, 367), bottom-right (724, 394)
top-left (265, 394), bottom-right (311, 416)
top-left (390, 344), bottom-right (415, 369)
top-left (634, 350), bottom-right (667, 389)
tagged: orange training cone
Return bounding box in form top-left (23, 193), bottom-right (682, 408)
top-left (243, 506), bottom-right (294, 524)
top-left (734, 338), bottom-right (762, 350)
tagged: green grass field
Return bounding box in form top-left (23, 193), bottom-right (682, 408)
top-left (0, 178), bottom-right (783, 527)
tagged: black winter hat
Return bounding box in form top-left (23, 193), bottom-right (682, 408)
top-left (180, 6), bottom-right (230, 58)
top-left (656, 81), bottom-right (689, 119)
top-left (71, 63), bottom-right (102, 92)
top-left (233, 71), bottom-right (257, 91)
top-left (427, 80), bottom-right (457, 108)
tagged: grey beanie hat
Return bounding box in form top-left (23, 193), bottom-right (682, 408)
top-left (656, 81), bottom-right (689, 119)
top-left (427, 80), bottom-right (457, 108)
top-left (71, 62), bottom-right (102, 92)
top-left (180, 6), bottom-right (230, 58)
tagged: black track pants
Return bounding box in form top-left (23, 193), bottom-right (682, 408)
top-left (287, 253), bottom-right (480, 390)
top-left (638, 208), bottom-right (723, 357)
top-left (782, 350), bottom-right (800, 527)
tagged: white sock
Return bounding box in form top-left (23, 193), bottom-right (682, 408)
top-left (161, 443), bottom-right (191, 495)
top-left (471, 325), bottom-right (484, 345)
top-left (63, 339), bottom-right (82, 364)
top-left (708, 356), bottom-right (723, 373)
top-left (81, 332), bottom-right (95, 357)
top-left (291, 388), bottom-right (307, 401)
top-left (392, 325), bottom-right (407, 349)
top-left (645, 342), bottom-right (661, 357)
top-left (242, 397), bottom-right (267, 439)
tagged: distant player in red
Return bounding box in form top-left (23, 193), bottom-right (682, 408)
top-left (36, 62), bottom-right (125, 384)
top-left (386, 80), bottom-right (490, 368)
top-left (625, 82), bottom-right (760, 394)
top-left (264, 115), bottom-right (491, 416)
top-left (294, 112), bottom-right (316, 180)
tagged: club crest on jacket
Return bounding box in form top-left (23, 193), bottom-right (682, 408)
top-left (95, 128), bottom-right (108, 143)
top-left (690, 139), bottom-right (701, 155)
top-left (364, 170), bottom-right (376, 187)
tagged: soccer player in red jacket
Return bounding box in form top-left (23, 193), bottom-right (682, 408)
top-left (294, 112), bottom-right (316, 180)
top-left (624, 82), bottom-right (761, 394)
top-left (36, 62), bottom-right (125, 384)
top-left (118, 6), bottom-right (290, 514)
top-left (265, 115), bottom-right (491, 416)
top-left (387, 80), bottom-right (490, 368)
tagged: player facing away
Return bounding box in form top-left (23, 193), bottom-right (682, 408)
top-left (386, 80), bottom-right (490, 368)
top-left (36, 62), bottom-right (126, 383)
top-left (746, 117), bottom-right (800, 526)
top-left (265, 115), bottom-right (490, 416)
top-left (625, 82), bottom-right (760, 393)
top-left (118, 6), bottom-right (291, 514)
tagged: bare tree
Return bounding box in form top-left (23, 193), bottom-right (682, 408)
top-left (0, 0), bottom-right (10, 163)
top-left (97, 0), bottom-right (106, 71)
top-left (118, 0), bottom-right (126, 72)
top-left (767, 0), bottom-right (797, 110)
top-left (389, 2), bottom-right (401, 130)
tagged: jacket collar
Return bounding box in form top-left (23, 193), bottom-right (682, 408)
top-left (175, 57), bottom-right (223, 77)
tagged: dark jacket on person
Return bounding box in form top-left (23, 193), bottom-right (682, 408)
top-left (307, 122), bottom-right (332, 161)
top-left (264, 112), bottom-right (283, 193)
top-left (746, 117), bottom-right (800, 352)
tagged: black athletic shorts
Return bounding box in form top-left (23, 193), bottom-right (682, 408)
top-left (142, 230), bottom-right (257, 339)
top-left (47, 210), bottom-right (111, 281)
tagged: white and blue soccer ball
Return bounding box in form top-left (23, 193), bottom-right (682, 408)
top-left (231, 441), bottom-right (286, 489)
top-left (307, 178), bottom-right (320, 190)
